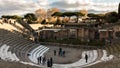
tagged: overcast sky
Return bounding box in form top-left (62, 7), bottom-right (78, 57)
top-left (0, 0), bottom-right (119, 16)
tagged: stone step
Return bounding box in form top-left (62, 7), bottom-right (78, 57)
top-left (29, 45), bottom-right (49, 63)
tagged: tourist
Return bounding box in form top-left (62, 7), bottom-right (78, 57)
top-left (47, 59), bottom-right (50, 67)
top-left (42, 57), bottom-right (46, 65)
top-left (85, 54), bottom-right (88, 63)
top-left (37, 57), bottom-right (40, 64)
top-left (50, 57), bottom-right (53, 67)
top-left (54, 50), bottom-right (56, 56)
top-left (39, 56), bottom-right (42, 63)
top-left (59, 48), bottom-right (62, 56)
top-left (62, 50), bottom-right (65, 57)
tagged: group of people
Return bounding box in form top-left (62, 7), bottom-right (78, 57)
top-left (0, 18), bottom-right (16, 24)
top-left (37, 48), bottom-right (88, 68)
top-left (37, 56), bottom-right (53, 67)
top-left (54, 48), bottom-right (66, 57)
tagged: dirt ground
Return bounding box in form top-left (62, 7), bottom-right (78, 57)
top-left (0, 60), bottom-right (41, 68)
top-left (44, 46), bottom-right (83, 64)
top-left (85, 56), bottom-right (120, 68)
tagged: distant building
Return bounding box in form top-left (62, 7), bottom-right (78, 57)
top-left (36, 23), bottom-right (119, 41)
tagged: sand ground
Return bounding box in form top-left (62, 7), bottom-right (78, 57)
top-left (44, 45), bottom-right (83, 64)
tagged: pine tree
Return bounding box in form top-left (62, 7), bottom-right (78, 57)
top-left (118, 3), bottom-right (120, 18)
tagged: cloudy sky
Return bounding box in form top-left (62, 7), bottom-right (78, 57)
top-left (0, 0), bottom-right (119, 16)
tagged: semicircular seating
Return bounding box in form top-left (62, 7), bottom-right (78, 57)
top-left (28, 45), bottom-right (49, 63)
top-left (0, 29), bottom-right (117, 68)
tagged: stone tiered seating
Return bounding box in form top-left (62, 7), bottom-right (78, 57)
top-left (29, 45), bottom-right (49, 63)
top-left (0, 29), bottom-right (115, 68)
top-left (104, 46), bottom-right (112, 55)
top-left (0, 29), bottom-right (49, 63)
top-left (104, 44), bottom-right (120, 57)
top-left (0, 44), bottom-right (19, 61)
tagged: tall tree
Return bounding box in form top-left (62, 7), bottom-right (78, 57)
top-left (52, 12), bottom-right (62, 25)
top-left (74, 12), bottom-right (85, 23)
top-left (105, 12), bottom-right (119, 23)
top-left (118, 3), bottom-right (120, 18)
top-left (1, 15), bottom-right (22, 19)
top-left (24, 13), bottom-right (37, 24)
top-left (62, 12), bottom-right (74, 22)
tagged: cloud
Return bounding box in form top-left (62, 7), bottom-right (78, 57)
top-left (0, 0), bottom-right (48, 16)
top-left (50, 0), bottom-right (91, 10)
top-left (50, 0), bottom-right (119, 13)
top-left (0, 0), bottom-right (119, 16)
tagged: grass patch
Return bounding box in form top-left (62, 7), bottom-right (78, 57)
top-left (88, 40), bottom-right (105, 46)
top-left (40, 39), bottom-right (105, 46)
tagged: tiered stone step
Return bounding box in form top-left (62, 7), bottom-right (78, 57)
top-left (105, 44), bottom-right (120, 57)
top-left (29, 45), bottom-right (49, 63)
top-left (0, 44), bottom-right (19, 61)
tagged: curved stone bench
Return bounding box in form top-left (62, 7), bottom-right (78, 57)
top-left (29, 45), bottom-right (49, 63)
top-left (81, 49), bottom-right (103, 67)
top-left (19, 43), bottom-right (39, 62)
top-left (104, 46), bottom-right (112, 56)
top-left (0, 44), bottom-right (7, 60)
top-left (29, 45), bottom-right (44, 63)
top-left (12, 43), bottom-right (30, 60)
top-left (0, 44), bottom-right (20, 61)
top-left (53, 50), bottom-right (98, 68)
top-left (17, 43), bottom-right (35, 61)
top-left (23, 44), bottom-right (39, 62)
top-left (53, 49), bottom-right (114, 68)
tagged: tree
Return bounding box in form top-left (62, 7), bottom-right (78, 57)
top-left (88, 13), bottom-right (97, 18)
top-left (80, 10), bottom-right (88, 17)
top-left (118, 3), bottom-right (120, 18)
top-left (47, 8), bottom-right (60, 17)
top-left (35, 8), bottom-right (47, 18)
top-left (62, 12), bottom-right (74, 22)
top-left (52, 12), bottom-right (62, 25)
top-left (105, 12), bottom-right (119, 23)
top-left (52, 12), bottom-right (62, 17)
top-left (24, 13), bottom-right (37, 24)
top-left (1, 15), bottom-right (22, 19)
top-left (88, 13), bottom-right (105, 22)
top-left (12, 15), bottom-right (22, 19)
top-left (74, 12), bottom-right (85, 23)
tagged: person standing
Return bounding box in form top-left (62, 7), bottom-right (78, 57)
top-left (37, 57), bottom-right (40, 64)
top-left (62, 50), bottom-right (65, 57)
top-left (50, 57), bottom-right (53, 67)
top-left (54, 50), bottom-right (56, 56)
top-left (85, 54), bottom-right (88, 63)
top-left (47, 59), bottom-right (50, 67)
top-left (59, 48), bottom-right (62, 56)
top-left (42, 57), bottom-right (46, 65)
top-left (39, 56), bottom-right (42, 63)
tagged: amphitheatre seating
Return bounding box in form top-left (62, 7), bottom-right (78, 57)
top-left (53, 50), bottom-right (98, 68)
top-left (0, 28), bottom-right (116, 68)
top-left (29, 45), bottom-right (49, 63)
top-left (23, 44), bottom-right (39, 62)
top-left (104, 44), bottom-right (120, 57)
top-left (14, 43), bottom-right (36, 61)
top-left (0, 42), bottom-right (49, 65)
top-left (0, 29), bottom-right (50, 63)
top-left (0, 44), bottom-right (19, 61)
top-left (104, 46), bottom-right (112, 55)
top-left (52, 49), bottom-right (113, 68)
